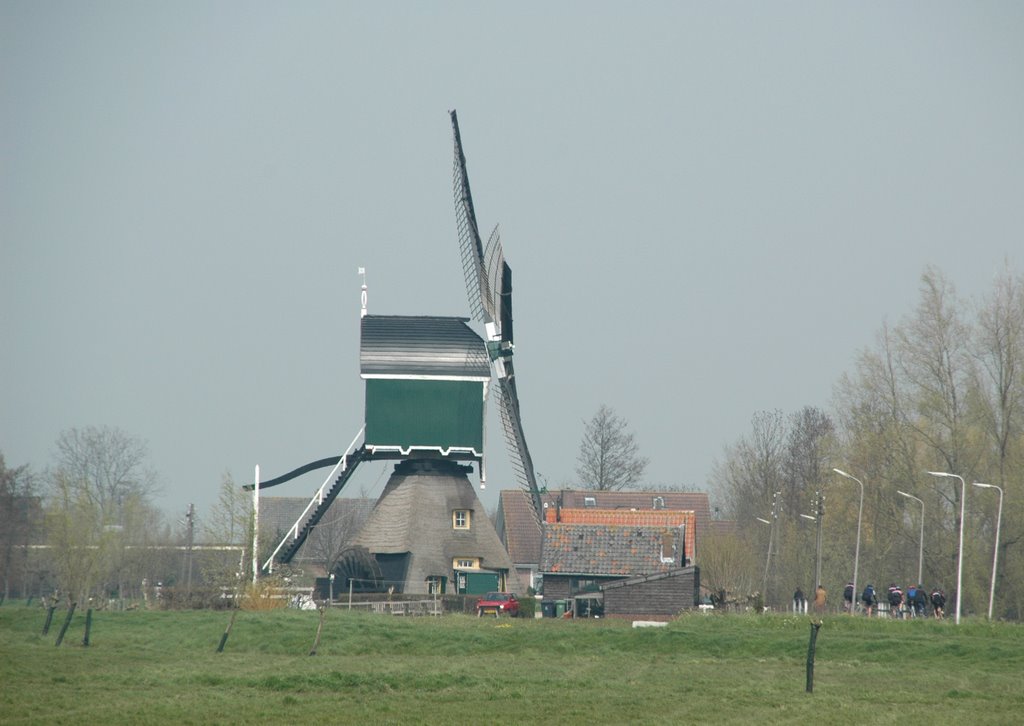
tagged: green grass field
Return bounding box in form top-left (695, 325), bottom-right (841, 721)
top-left (1, 604), bottom-right (1021, 725)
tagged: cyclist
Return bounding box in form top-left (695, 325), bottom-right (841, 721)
top-left (861, 583), bottom-right (877, 617)
top-left (930, 587), bottom-right (946, 619)
top-left (887, 583), bottom-right (904, 618)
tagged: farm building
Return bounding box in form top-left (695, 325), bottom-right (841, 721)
top-left (496, 488), bottom-right (717, 597)
top-left (539, 520), bottom-right (699, 618)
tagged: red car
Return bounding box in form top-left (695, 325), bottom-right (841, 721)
top-left (476, 592), bottom-right (519, 617)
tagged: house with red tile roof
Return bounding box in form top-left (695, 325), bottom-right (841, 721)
top-left (496, 489), bottom-right (716, 617)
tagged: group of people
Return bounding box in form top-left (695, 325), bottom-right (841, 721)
top-left (842, 581), bottom-right (946, 618)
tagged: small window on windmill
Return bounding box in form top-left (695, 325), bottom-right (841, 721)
top-left (584, 496), bottom-right (596, 508)
top-left (653, 496), bottom-right (665, 510)
top-left (453, 509), bottom-right (471, 530)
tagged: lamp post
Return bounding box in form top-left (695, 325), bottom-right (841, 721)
top-left (832, 469), bottom-right (863, 616)
top-left (896, 490), bottom-right (924, 587)
top-left (927, 471), bottom-right (966, 624)
top-left (972, 482), bottom-right (1003, 621)
top-left (755, 516), bottom-right (771, 605)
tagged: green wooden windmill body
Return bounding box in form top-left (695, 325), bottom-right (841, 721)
top-left (361, 314), bottom-right (490, 460)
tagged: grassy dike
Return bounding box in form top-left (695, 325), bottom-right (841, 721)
top-left (1, 604), bottom-right (1021, 725)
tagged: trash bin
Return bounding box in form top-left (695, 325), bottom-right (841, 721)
top-left (541, 601), bottom-right (556, 618)
top-left (555, 600), bottom-right (566, 618)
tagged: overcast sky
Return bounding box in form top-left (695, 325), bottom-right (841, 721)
top-left (3, 2), bottom-right (1022, 529)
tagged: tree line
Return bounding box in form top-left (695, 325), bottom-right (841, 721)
top-left (0, 427), bottom-right (374, 607)
top-left (710, 265), bottom-right (1023, 619)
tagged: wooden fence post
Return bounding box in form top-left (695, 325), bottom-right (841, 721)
top-left (55, 602), bottom-right (77, 647)
top-left (309, 605), bottom-right (326, 656)
top-left (42, 605), bottom-right (56, 636)
top-left (806, 620), bottom-right (822, 693)
top-left (82, 608), bottom-right (93, 646)
top-left (216, 608), bottom-right (238, 653)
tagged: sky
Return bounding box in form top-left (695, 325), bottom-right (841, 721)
top-left (3, 2), bottom-right (1023, 532)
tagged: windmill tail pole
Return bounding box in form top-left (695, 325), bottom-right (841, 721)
top-left (806, 620), bottom-right (822, 693)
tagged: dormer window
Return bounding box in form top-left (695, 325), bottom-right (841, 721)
top-left (584, 496), bottom-right (596, 508)
top-left (453, 509), bottom-right (471, 530)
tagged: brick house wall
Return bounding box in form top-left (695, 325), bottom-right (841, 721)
top-left (601, 567), bottom-right (699, 619)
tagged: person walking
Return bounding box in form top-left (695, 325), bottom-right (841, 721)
top-left (793, 587), bottom-right (806, 614)
top-left (814, 585), bottom-right (827, 614)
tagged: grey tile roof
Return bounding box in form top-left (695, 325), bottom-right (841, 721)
top-left (496, 489), bottom-right (542, 565)
top-left (540, 523), bottom-right (681, 577)
top-left (360, 315), bottom-right (490, 379)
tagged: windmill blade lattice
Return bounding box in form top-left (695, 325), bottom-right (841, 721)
top-left (450, 109), bottom-right (542, 520)
top-left (451, 110), bottom-right (492, 326)
top-left (497, 375), bottom-right (543, 519)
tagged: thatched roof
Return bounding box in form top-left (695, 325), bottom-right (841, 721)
top-left (351, 459), bottom-right (515, 591)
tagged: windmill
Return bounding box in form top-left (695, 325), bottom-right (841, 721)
top-left (450, 109), bottom-right (544, 519)
top-left (244, 112), bottom-right (526, 595)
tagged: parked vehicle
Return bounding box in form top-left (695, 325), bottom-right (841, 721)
top-left (475, 592), bottom-right (519, 617)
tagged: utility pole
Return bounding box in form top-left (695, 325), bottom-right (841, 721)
top-left (185, 503), bottom-right (195, 597)
top-left (814, 491), bottom-right (824, 590)
top-left (759, 492), bottom-right (781, 608)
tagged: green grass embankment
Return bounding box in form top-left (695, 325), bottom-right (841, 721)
top-left (1, 604), bottom-right (1020, 725)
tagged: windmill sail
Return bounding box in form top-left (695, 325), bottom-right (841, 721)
top-left (497, 369), bottom-right (543, 516)
top-left (450, 109), bottom-right (542, 519)
top-left (451, 110), bottom-right (492, 326)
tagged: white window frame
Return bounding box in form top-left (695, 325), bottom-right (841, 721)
top-left (453, 509), bottom-right (471, 530)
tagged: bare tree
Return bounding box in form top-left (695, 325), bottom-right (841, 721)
top-left (198, 472), bottom-right (252, 588)
top-left (201, 471), bottom-right (251, 545)
top-left (973, 264), bottom-right (1024, 485)
top-left (711, 410), bottom-right (786, 523)
top-left (54, 426), bottom-right (159, 514)
top-left (0, 453), bottom-right (40, 600)
top-left (576, 404), bottom-right (648, 491)
top-left (46, 426), bottom-right (162, 604)
top-left (699, 529), bottom-right (759, 610)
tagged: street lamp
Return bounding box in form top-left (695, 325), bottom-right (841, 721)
top-left (896, 490), bottom-right (925, 587)
top-left (972, 482), bottom-right (1004, 621)
top-left (927, 471), bottom-right (966, 625)
top-left (832, 469), bottom-right (864, 616)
